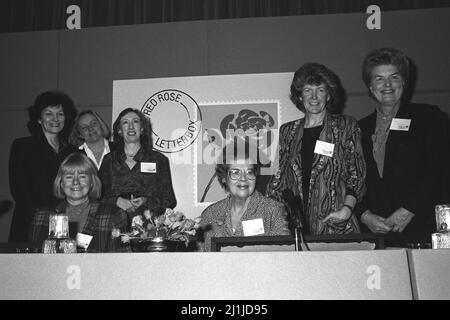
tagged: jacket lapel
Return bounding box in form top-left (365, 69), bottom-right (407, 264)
top-left (81, 200), bottom-right (99, 235)
top-left (308, 112), bottom-right (332, 196)
top-left (384, 102), bottom-right (410, 177)
top-left (362, 111), bottom-right (378, 178)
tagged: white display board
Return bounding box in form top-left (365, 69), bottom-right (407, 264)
top-left (113, 73), bottom-right (303, 219)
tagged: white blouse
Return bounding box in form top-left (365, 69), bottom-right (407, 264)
top-left (79, 139), bottom-right (111, 170)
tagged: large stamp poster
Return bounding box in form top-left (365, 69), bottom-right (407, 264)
top-left (113, 73), bottom-right (302, 219)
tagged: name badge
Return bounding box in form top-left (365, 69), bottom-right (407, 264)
top-left (242, 218), bottom-right (265, 236)
top-left (140, 162), bottom-right (156, 173)
top-left (76, 233), bottom-right (93, 249)
top-left (314, 140), bottom-right (334, 157)
top-left (390, 118), bottom-right (411, 131)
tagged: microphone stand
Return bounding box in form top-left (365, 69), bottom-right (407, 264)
top-left (294, 225), bottom-right (309, 251)
top-left (294, 227), bottom-right (301, 251)
top-left (281, 189), bottom-right (309, 251)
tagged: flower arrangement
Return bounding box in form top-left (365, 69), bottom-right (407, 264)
top-left (112, 208), bottom-right (201, 247)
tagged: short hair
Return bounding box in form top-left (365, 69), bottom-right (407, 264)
top-left (53, 153), bottom-right (102, 200)
top-left (362, 48), bottom-right (410, 88)
top-left (290, 63), bottom-right (343, 114)
top-left (215, 142), bottom-right (261, 191)
top-left (112, 108), bottom-right (153, 151)
top-left (69, 110), bottom-right (111, 146)
top-left (27, 90), bottom-right (77, 141)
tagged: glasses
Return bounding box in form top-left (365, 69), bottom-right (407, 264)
top-left (79, 122), bottom-right (100, 133)
top-left (228, 168), bottom-right (257, 180)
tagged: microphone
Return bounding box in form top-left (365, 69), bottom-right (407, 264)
top-left (281, 189), bottom-right (309, 251)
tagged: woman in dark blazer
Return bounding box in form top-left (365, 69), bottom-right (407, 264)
top-left (356, 48), bottom-right (450, 247)
top-left (8, 90), bottom-right (78, 242)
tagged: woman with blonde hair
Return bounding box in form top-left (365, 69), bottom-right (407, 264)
top-left (30, 153), bottom-right (127, 252)
top-left (69, 110), bottom-right (112, 169)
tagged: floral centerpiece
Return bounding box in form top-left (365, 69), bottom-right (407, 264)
top-left (112, 208), bottom-right (201, 250)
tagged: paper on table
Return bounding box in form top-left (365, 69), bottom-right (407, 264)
top-left (220, 241), bottom-right (376, 252)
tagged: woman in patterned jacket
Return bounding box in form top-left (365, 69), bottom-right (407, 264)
top-left (30, 153), bottom-right (127, 252)
top-left (266, 63), bottom-right (366, 235)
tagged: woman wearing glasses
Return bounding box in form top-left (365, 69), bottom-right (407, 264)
top-left (199, 146), bottom-right (290, 251)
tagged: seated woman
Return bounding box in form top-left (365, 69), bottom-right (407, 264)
top-left (69, 110), bottom-right (113, 170)
top-left (200, 146), bottom-right (290, 252)
top-left (99, 108), bottom-right (177, 223)
top-left (29, 153), bottom-right (127, 252)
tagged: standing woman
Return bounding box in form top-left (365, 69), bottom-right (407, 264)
top-left (99, 108), bottom-right (176, 223)
top-left (266, 63), bottom-right (366, 235)
top-left (357, 48), bottom-right (450, 247)
top-left (9, 90), bottom-right (78, 242)
top-left (69, 110), bottom-right (112, 170)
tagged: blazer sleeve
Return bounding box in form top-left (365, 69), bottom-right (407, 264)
top-left (266, 122), bottom-right (296, 203)
top-left (29, 210), bottom-right (51, 243)
top-left (147, 154), bottom-right (177, 215)
top-left (267, 203), bottom-right (290, 236)
top-left (198, 205), bottom-right (216, 252)
top-left (402, 109), bottom-right (450, 216)
top-left (98, 153), bottom-right (118, 206)
top-left (9, 139), bottom-right (37, 219)
top-left (343, 118), bottom-right (366, 203)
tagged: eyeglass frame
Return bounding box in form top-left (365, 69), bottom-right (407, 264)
top-left (79, 121), bottom-right (101, 134)
top-left (227, 168), bottom-right (257, 181)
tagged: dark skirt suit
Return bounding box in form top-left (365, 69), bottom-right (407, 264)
top-left (98, 148), bottom-right (177, 224)
top-left (29, 200), bottom-right (128, 252)
top-left (266, 113), bottom-right (366, 235)
top-left (200, 191), bottom-right (290, 251)
top-left (8, 134), bottom-right (77, 242)
top-left (356, 102), bottom-right (450, 246)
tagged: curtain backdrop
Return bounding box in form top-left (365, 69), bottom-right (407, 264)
top-left (1, 0), bottom-right (449, 33)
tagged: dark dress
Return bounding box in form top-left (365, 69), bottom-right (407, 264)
top-left (98, 147), bottom-right (177, 222)
top-left (356, 102), bottom-right (450, 246)
top-left (8, 133), bottom-right (77, 242)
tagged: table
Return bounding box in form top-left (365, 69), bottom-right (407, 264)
top-left (0, 250), bottom-right (412, 299)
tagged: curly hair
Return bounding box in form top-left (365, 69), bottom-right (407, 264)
top-left (53, 153), bottom-right (102, 200)
top-left (215, 143), bottom-right (261, 191)
top-left (112, 108), bottom-right (153, 151)
top-left (27, 90), bottom-right (77, 141)
top-left (290, 63), bottom-right (343, 114)
top-left (69, 110), bottom-right (111, 146)
top-left (362, 47), bottom-right (410, 89)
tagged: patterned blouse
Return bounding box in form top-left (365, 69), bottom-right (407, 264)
top-left (200, 190), bottom-right (290, 251)
top-left (99, 147), bottom-right (177, 217)
top-left (266, 112), bottom-right (366, 235)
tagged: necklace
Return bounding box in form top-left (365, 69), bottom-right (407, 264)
top-left (125, 149), bottom-right (138, 158)
top-left (124, 146), bottom-right (140, 158)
